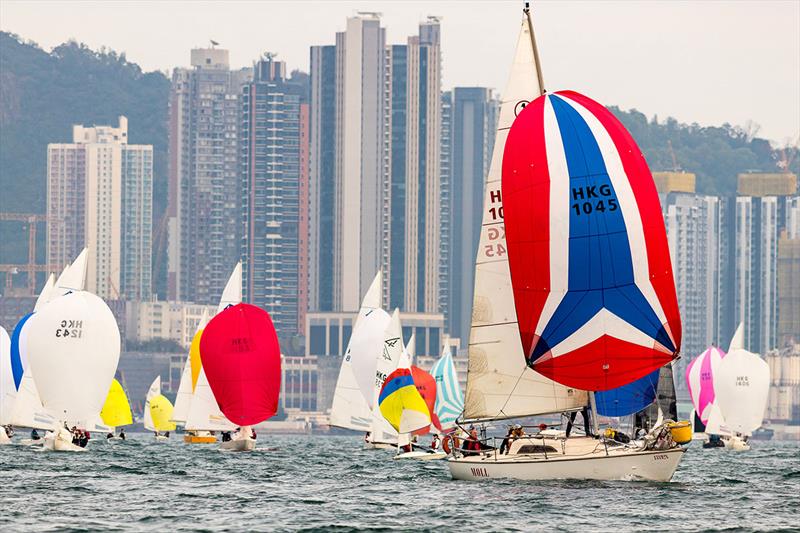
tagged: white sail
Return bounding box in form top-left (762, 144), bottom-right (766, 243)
top-left (184, 368), bottom-right (235, 431)
top-left (217, 262), bottom-right (242, 313)
top-left (714, 345), bottom-right (770, 437)
top-left (330, 271), bottom-right (390, 431)
top-left (464, 13), bottom-right (588, 420)
top-left (26, 290), bottom-right (120, 424)
top-left (405, 333), bottom-right (416, 366)
top-left (0, 327), bottom-right (13, 425)
top-left (728, 322), bottom-right (745, 352)
top-left (170, 353), bottom-right (193, 424)
top-left (370, 310), bottom-right (405, 441)
top-left (143, 376), bottom-right (161, 432)
top-left (50, 248), bottom-right (88, 301)
top-left (33, 274), bottom-right (56, 312)
top-left (8, 371), bottom-right (57, 429)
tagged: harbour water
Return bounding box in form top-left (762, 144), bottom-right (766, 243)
top-left (1, 435), bottom-right (798, 531)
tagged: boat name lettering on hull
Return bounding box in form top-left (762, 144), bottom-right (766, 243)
top-left (470, 467), bottom-right (489, 478)
top-left (653, 454), bottom-right (669, 461)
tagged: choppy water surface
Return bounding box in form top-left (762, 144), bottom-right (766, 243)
top-left (1, 435), bottom-right (798, 531)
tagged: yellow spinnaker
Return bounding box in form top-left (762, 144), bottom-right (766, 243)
top-left (100, 378), bottom-right (133, 427)
top-left (150, 394), bottom-right (177, 431)
top-left (189, 328), bottom-right (204, 391)
top-left (378, 368), bottom-right (431, 434)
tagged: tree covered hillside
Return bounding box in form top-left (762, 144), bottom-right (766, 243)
top-left (0, 33), bottom-right (796, 298)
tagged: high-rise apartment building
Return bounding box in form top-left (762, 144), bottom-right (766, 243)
top-left (167, 47), bottom-right (251, 305)
top-left (47, 116), bottom-right (152, 300)
top-left (445, 87), bottom-right (498, 345)
top-left (240, 56), bottom-right (309, 339)
top-left (777, 196), bottom-right (800, 346)
top-left (661, 190), bottom-right (731, 380)
top-left (734, 173), bottom-right (798, 354)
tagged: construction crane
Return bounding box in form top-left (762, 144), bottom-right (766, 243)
top-left (0, 213), bottom-right (50, 294)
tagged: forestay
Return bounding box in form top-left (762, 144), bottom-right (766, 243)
top-left (464, 13), bottom-right (588, 420)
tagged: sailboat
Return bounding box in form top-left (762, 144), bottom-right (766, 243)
top-left (25, 250), bottom-right (120, 452)
top-left (447, 5), bottom-right (687, 481)
top-left (685, 345), bottom-right (725, 443)
top-left (704, 324), bottom-right (770, 451)
top-left (181, 264), bottom-right (242, 443)
top-left (98, 378), bottom-right (133, 440)
top-left (329, 271), bottom-right (391, 447)
top-left (7, 267), bottom-right (73, 445)
top-left (368, 310), bottom-right (408, 450)
top-left (0, 326), bottom-right (12, 444)
top-left (144, 376), bottom-right (176, 440)
top-left (200, 303), bottom-right (282, 451)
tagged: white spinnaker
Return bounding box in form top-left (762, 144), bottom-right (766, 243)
top-left (184, 368), bottom-right (235, 432)
top-left (217, 262), bottom-right (242, 313)
top-left (144, 376), bottom-right (161, 432)
top-left (464, 13), bottom-right (588, 420)
top-left (714, 347), bottom-right (770, 437)
top-left (26, 291), bottom-right (120, 424)
top-left (0, 327), bottom-right (13, 424)
top-left (170, 353), bottom-right (193, 424)
top-left (331, 271), bottom-right (390, 430)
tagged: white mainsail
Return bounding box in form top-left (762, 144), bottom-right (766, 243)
top-left (26, 290), bottom-right (120, 425)
top-left (0, 327), bottom-right (13, 425)
top-left (6, 275), bottom-right (59, 430)
top-left (49, 248), bottom-right (88, 302)
top-left (464, 14), bottom-right (588, 420)
top-left (170, 353), bottom-right (193, 424)
top-left (330, 271), bottom-right (390, 431)
top-left (144, 376), bottom-right (161, 432)
top-left (217, 261), bottom-right (242, 313)
top-left (184, 368), bottom-right (235, 432)
top-left (34, 274), bottom-right (56, 311)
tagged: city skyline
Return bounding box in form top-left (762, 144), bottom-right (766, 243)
top-left (1, 1), bottom-right (798, 143)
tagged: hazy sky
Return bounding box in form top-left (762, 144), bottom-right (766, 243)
top-left (2, 0), bottom-right (798, 143)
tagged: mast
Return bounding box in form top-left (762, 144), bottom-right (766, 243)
top-left (523, 2), bottom-right (546, 96)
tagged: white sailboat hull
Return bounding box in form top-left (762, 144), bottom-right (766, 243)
top-left (19, 438), bottom-right (44, 446)
top-left (0, 431), bottom-right (10, 445)
top-left (220, 437), bottom-right (256, 452)
top-left (448, 447), bottom-right (685, 482)
top-left (393, 450), bottom-right (447, 461)
top-left (364, 441), bottom-right (395, 450)
top-left (154, 435), bottom-right (169, 442)
top-left (723, 435), bottom-right (750, 451)
top-left (43, 431), bottom-right (87, 452)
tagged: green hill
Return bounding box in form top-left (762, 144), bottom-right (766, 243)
top-left (0, 33), bottom-right (796, 298)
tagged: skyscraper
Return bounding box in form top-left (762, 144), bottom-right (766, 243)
top-left (402, 18), bottom-right (442, 314)
top-left (47, 116), bottom-right (152, 300)
top-left (777, 195), bottom-right (800, 346)
top-left (445, 87), bottom-right (498, 345)
top-left (309, 14), bottom-right (386, 313)
top-left (308, 45), bottom-right (336, 313)
top-left (167, 47), bottom-right (250, 305)
top-left (240, 56), bottom-right (309, 340)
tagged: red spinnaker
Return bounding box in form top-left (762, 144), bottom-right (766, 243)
top-left (199, 303), bottom-right (281, 426)
top-left (411, 365), bottom-right (437, 434)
